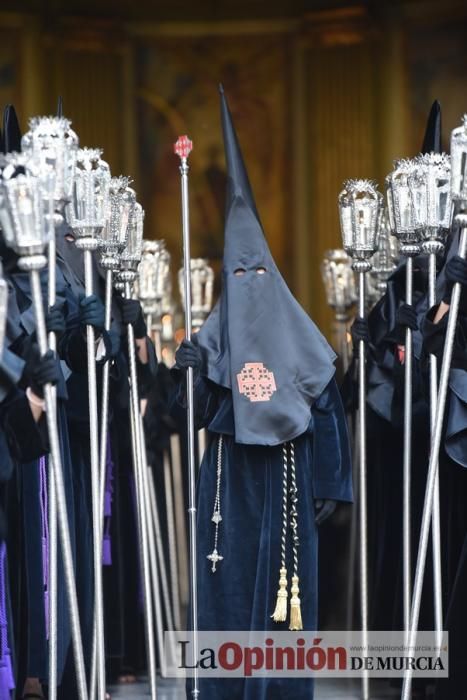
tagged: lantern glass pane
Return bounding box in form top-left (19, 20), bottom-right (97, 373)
top-left (451, 118), bottom-right (467, 201)
top-left (0, 265), bottom-right (7, 355)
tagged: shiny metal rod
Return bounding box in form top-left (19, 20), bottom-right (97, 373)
top-left (28, 264), bottom-right (88, 700)
top-left (177, 147), bottom-right (200, 699)
top-left (357, 269), bottom-right (369, 700)
top-left (80, 245), bottom-right (106, 700)
top-left (90, 267), bottom-right (114, 700)
top-left (170, 434), bottom-right (189, 609)
top-left (427, 250), bottom-right (443, 642)
top-left (47, 223), bottom-right (58, 700)
top-left (403, 254), bottom-right (414, 637)
top-left (163, 451), bottom-right (182, 630)
top-left (401, 224), bottom-right (467, 700)
top-left (124, 280), bottom-right (157, 699)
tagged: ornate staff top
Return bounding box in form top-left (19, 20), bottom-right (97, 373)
top-left (174, 135), bottom-right (193, 161)
top-left (21, 115), bottom-right (79, 211)
top-left (0, 152), bottom-right (47, 258)
top-left (320, 249), bottom-right (356, 316)
top-left (409, 152), bottom-right (451, 244)
top-left (0, 261), bottom-right (8, 355)
top-left (178, 257), bottom-right (215, 329)
top-left (66, 147), bottom-right (111, 241)
top-left (338, 178), bottom-right (383, 268)
top-left (450, 115), bottom-right (467, 205)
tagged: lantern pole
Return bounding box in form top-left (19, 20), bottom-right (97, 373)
top-left (339, 179), bottom-right (383, 700)
top-left (409, 152), bottom-right (451, 646)
top-left (21, 115), bottom-right (79, 699)
top-left (66, 148), bottom-right (110, 700)
top-left (0, 160), bottom-right (88, 700)
top-left (117, 203), bottom-right (158, 699)
top-left (401, 122), bottom-right (466, 700)
top-left (174, 135), bottom-right (200, 699)
top-left (386, 159), bottom-right (423, 638)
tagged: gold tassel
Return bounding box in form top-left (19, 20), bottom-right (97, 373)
top-left (289, 575), bottom-right (303, 631)
top-left (271, 567), bottom-right (288, 622)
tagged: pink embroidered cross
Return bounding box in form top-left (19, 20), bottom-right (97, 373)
top-left (237, 362), bottom-right (277, 402)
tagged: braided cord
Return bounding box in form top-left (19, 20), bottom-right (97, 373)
top-left (289, 442), bottom-right (299, 577)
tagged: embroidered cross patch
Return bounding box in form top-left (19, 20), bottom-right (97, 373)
top-left (237, 362), bottom-right (277, 402)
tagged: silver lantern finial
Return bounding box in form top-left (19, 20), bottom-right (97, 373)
top-left (21, 116), bottom-right (79, 219)
top-left (0, 261), bottom-right (7, 357)
top-left (100, 176), bottom-right (135, 272)
top-left (0, 154), bottom-right (48, 261)
top-left (178, 258), bottom-right (215, 329)
top-left (66, 148), bottom-right (110, 244)
top-left (320, 249), bottom-right (356, 319)
top-left (338, 178), bottom-right (383, 269)
top-left (450, 115), bottom-right (467, 204)
top-left (368, 209), bottom-right (400, 304)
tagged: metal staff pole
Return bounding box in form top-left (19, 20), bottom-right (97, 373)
top-left (320, 249), bottom-right (356, 376)
top-left (21, 115), bottom-right (79, 699)
top-left (339, 179), bottom-right (382, 700)
top-left (118, 201), bottom-right (157, 699)
top-left (409, 152), bottom-right (451, 643)
top-left (88, 178), bottom-right (134, 700)
top-left (174, 135), bottom-right (199, 698)
top-left (178, 258), bottom-right (214, 466)
top-left (386, 159), bottom-right (422, 636)
top-left (0, 157), bottom-right (88, 700)
top-left (401, 118), bottom-right (467, 700)
top-left (138, 240), bottom-right (181, 631)
top-left (66, 148), bottom-right (111, 700)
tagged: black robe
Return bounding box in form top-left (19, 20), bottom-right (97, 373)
top-left (172, 375), bottom-right (352, 700)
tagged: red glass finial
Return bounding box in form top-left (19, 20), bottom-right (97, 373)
top-left (174, 135), bottom-right (193, 160)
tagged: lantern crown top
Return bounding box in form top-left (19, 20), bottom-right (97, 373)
top-left (391, 158), bottom-right (414, 174)
top-left (142, 240), bottom-right (164, 253)
top-left (110, 175), bottom-right (132, 193)
top-left (27, 115), bottom-right (72, 134)
top-left (413, 152), bottom-right (450, 169)
top-left (341, 178), bottom-right (379, 198)
top-left (75, 147), bottom-right (103, 162)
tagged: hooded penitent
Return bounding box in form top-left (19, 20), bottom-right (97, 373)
top-left (197, 86), bottom-right (336, 446)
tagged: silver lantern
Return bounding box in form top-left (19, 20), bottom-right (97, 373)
top-left (0, 153), bottom-right (88, 700)
top-left (338, 176), bottom-right (382, 700)
top-left (178, 258), bottom-right (215, 330)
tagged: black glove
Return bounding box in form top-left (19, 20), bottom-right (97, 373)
top-left (175, 339), bottom-right (202, 372)
top-left (443, 256), bottom-right (467, 312)
top-left (119, 298), bottom-right (147, 339)
top-left (79, 294), bottom-right (105, 332)
top-left (351, 317), bottom-right (369, 345)
top-left (24, 347), bottom-right (60, 398)
top-left (395, 303), bottom-right (418, 331)
top-left (315, 499), bottom-right (337, 525)
top-left (46, 302), bottom-right (66, 338)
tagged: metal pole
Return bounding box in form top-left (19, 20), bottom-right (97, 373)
top-left (90, 267), bottom-right (113, 700)
top-left (170, 433), bottom-right (189, 609)
top-left (401, 224), bottom-right (467, 700)
top-left (78, 244), bottom-right (106, 700)
top-left (357, 268), bottom-right (369, 700)
top-left (176, 142), bottom-right (200, 698)
top-left (47, 214), bottom-right (58, 700)
top-left (163, 450), bottom-right (182, 630)
top-left (27, 263), bottom-right (88, 700)
top-left (124, 280), bottom-right (157, 699)
top-left (402, 254), bottom-right (414, 636)
top-left (427, 248), bottom-right (443, 642)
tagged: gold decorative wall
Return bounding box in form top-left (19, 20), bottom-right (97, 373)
top-left (1, 2), bottom-right (467, 341)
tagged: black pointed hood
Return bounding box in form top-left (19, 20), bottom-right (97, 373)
top-left (196, 87), bottom-right (336, 446)
top-left (421, 100), bottom-right (442, 154)
top-left (2, 105), bottom-right (22, 154)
